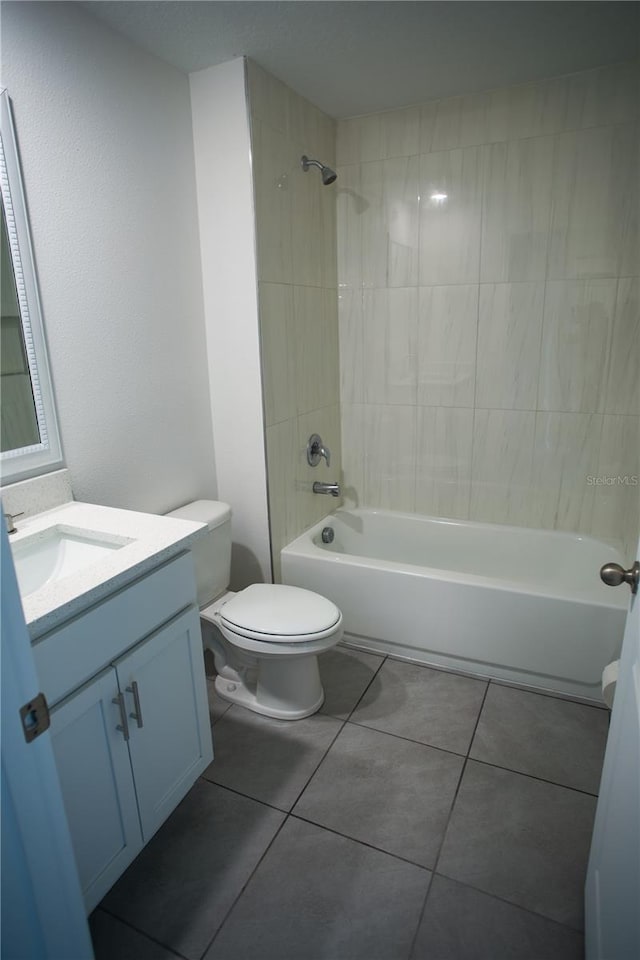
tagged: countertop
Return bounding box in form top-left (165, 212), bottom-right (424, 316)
top-left (10, 501), bottom-right (207, 638)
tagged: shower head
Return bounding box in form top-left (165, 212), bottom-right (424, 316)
top-left (300, 154), bottom-right (337, 185)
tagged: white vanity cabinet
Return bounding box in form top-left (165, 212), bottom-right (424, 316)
top-left (34, 552), bottom-right (213, 913)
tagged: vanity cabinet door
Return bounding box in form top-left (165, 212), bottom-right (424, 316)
top-left (114, 605), bottom-right (213, 843)
top-left (50, 668), bottom-right (143, 912)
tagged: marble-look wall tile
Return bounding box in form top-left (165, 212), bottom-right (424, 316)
top-left (591, 414), bottom-right (640, 559)
top-left (380, 106), bottom-right (420, 159)
top-left (253, 120), bottom-right (293, 284)
top-left (247, 60), bottom-right (288, 135)
top-left (338, 286), bottom-right (364, 404)
top-left (419, 146), bottom-right (482, 285)
top-left (539, 279), bottom-right (616, 413)
top-left (605, 278), bottom-right (639, 416)
top-left (293, 286), bottom-right (339, 415)
top-left (476, 283), bottom-right (544, 410)
top-left (362, 288), bottom-right (418, 405)
top-left (415, 407), bottom-right (473, 520)
top-left (259, 282), bottom-right (295, 426)
top-left (480, 137), bottom-right (553, 282)
top-left (361, 157), bottom-right (420, 288)
top-left (504, 75), bottom-right (569, 141)
top-left (360, 404), bottom-right (417, 511)
top-left (297, 404), bottom-right (343, 530)
top-left (430, 92), bottom-right (490, 152)
top-left (360, 160), bottom-right (387, 288)
top-left (336, 114), bottom-right (382, 165)
top-left (340, 402), bottom-right (366, 505)
top-left (470, 410), bottom-right (536, 525)
top-left (565, 61), bottom-right (640, 132)
top-left (548, 124), bottom-right (635, 280)
top-left (336, 164), bottom-right (362, 288)
top-left (419, 100), bottom-right (438, 154)
top-left (530, 412), bottom-right (602, 532)
top-left (384, 156), bottom-right (420, 287)
top-left (292, 153), bottom-right (336, 286)
top-left (417, 285), bottom-right (478, 407)
top-left (265, 418), bottom-right (299, 568)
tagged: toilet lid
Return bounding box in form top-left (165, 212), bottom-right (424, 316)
top-left (220, 583), bottom-right (341, 642)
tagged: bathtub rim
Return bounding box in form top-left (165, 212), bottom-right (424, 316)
top-left (281, 507), bottom-right (628, 611)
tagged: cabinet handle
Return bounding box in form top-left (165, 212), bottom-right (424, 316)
top-left (112, 693), bottom-right (130, 741)
top-left (126, 681), bottom-right (144, 728)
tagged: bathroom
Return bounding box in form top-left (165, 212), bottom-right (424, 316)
top-left (1, 1), bottom-right (638, 958)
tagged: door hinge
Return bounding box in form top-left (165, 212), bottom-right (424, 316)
top-left (19, 692), bottom-right (51, 743)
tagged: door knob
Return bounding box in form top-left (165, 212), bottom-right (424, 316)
top-left (600, 561), bottom-right (639, 594)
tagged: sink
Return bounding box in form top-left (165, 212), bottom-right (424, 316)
top-left (11, 526), bottom-right (133, 597)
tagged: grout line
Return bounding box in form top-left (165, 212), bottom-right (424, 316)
top-left (288, 811), bottom-right (433, 873)
top-left (427, 872), bottom-right (587, 937)
top-left (197, 775), bottom-right (291, 815)
top-left (345, 716), bottom-right (468, 759)
top-left (407, 680), bottom-right (489, 959)
top-left (468, 755), bottom-right (601, 799)
top-left (198, 812), bottom-right (292, 960)
top-left (94, 907), bottom-right (190, 960)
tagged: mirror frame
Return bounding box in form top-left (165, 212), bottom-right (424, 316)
top-left (0, 88), bottom-right (63, 482)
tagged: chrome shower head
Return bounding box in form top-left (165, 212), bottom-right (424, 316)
top-left (301, 154), bottom-right (337, 186)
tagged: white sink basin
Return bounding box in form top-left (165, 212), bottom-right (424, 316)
top-left (11, 526), bottom-right (133, 597)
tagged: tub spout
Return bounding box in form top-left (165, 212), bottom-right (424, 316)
top-left (313, 481), bottom-right (341, 497)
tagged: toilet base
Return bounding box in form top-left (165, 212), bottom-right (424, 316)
top-left (214, 654), bottom-right (325, 720)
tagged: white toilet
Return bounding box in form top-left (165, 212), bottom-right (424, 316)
top-left (168, 500), bottom-right (343, 720)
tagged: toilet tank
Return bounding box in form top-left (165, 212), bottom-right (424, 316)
top-left (167, 500), bottom-right (232, 608)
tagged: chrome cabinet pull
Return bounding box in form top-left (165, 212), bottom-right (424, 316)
top-left (126, 681), bottom-right (144, 728)
top-left (112, 693), bottom-right (130, 741)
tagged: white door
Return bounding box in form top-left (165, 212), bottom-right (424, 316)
top-left (585, 541), bottom-right (640, 959)
top-left (0, 522), bottom-right (94, 959)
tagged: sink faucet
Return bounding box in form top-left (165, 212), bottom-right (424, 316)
top-left (4, 511), bottom-right (23, 534)
top-left (312, 481), bottom-right (341, 498)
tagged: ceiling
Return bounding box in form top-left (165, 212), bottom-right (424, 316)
top-left (84, 1), bottom-right (639, 118)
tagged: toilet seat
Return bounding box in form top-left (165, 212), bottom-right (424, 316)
top-left (218, 583), bottom-right (342, 644)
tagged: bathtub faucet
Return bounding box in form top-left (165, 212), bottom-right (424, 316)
top-left (313, 481), bottom-right (341, 498)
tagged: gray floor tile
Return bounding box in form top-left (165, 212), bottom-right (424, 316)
top-left (318, 645), bottom-right (384, 719)
top-left (202, 704), bottom-right (343, 809)
top-left (438, 761), bottom-right (596, 931)
top-left (90, 910), bottom-right (183, 960)
top-left (100, 780), bottom-right (284, 960)
top-left (205, 816), bottom-right (430, 960)
top-left (352, 659), bottom-right (487, 754)
top-left (411, 875), bottom-right (584, 960)
top-left (470, 683), bottom-right (608, 794)
top-left (206, 678), bottom-right (230, 724)
top-left (294, 722), bottom-right (463, 867)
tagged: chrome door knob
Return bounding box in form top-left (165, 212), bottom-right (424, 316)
top-left (600, 561), bottom-right (640, 594)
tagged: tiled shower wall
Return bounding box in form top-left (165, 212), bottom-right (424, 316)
top-left (337, 60), bottom-right (639, 560)
top-left (247, 61), bottom-right (340, 580)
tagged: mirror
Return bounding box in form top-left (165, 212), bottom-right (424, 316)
top-left (0, 88), bottom-right (62, 482)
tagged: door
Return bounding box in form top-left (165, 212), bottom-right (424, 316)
top-left (585, 541), bottom-right (640, 959)
top-left (0, 522), bottom-right (94, 958)
top-left (115, 605), bottom-right (213, 842)
top-left (50, 668), bottom-right (143, 912)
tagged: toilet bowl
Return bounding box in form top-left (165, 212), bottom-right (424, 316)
top-left (168, 501), bottom-right (343, 720)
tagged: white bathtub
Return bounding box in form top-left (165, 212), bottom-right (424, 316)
top-left (281, 508), bottom-right (628, 701)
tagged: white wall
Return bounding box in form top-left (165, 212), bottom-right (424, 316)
top-left (190, 58), bottom-right (272, 587)
top-left (1, 1), bottom-right (217, 514)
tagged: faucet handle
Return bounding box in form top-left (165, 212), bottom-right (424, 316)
top-left (307, 433), bottom-right (331, 468)
top-left (4, 511), bottom-right (24, 534)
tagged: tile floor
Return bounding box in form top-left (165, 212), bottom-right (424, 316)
top-left (90, 647), bottom-right (609, 960)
